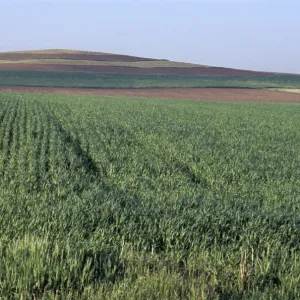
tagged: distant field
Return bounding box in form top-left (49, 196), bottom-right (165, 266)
top-left (5, 49), bottom-right (110, 55)
top-left (0, 51), bottom-right (165, 62)
top-left (0, 92), bottom-right (300, 299)
top-left (0, 59), bottom-right (203, 68)
top-left (1, 86), bottom-right (300, 103)
top-left (0, 70), bottom-right (300, 89)
top-left (1, 49), bottom-right (300, 95)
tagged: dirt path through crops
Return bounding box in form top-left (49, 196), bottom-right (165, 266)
top-left (1, 86), bottom-right (300, 103)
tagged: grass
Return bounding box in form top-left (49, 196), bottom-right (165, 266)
top-left (1, 70), bottom-right (300, 89)
top-left (0, 59), bottom-right (203, 68)
top-left (0, 92), bottom-right (300, 298)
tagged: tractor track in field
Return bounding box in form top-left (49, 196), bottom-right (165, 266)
top-left (0, 86), bottom-right (300, 103)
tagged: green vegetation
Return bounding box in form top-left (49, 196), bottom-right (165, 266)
top-left (0, 92), bottom-right (300, 299)
top-left (1, 70), bottom-right (300, 89)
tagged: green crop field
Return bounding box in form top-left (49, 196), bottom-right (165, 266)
top-left (1, 70), bottom-right (300, 89)
top-left (0, 92), bottom-right (300, 299)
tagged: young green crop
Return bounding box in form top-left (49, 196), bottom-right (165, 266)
top-left (0, 92), bottom-right (299, 299)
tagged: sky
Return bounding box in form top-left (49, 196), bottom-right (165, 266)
top-left (1, 0), bottom-right (299, 73)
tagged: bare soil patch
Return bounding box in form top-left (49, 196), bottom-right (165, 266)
top-left (0, 86), bottom-right (299, 103)
top-left (0, 63), bottom-right (271, 76)
top-left (272, 89), bottom-right (300, 94)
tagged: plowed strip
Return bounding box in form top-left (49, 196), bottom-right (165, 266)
top-left (1, 86), bottom-right (299, 103)
top-left (0, 53), bottom-right (163, 62)
top-left (0, 63), bottom-right (271, 76)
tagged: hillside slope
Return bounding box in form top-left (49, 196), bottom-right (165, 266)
top-left (0, 49), bottom-right (271, 76)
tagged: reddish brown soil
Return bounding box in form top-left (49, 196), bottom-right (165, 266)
top-left (0, 86), bottom-right (299, 103)
top-left (0, 53), bottom-right (163, 62)
top-left (0, 63), bottom-right (272, 76)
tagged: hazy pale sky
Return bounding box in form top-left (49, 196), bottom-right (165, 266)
top-left (1, 0), bottom-right (299, 73)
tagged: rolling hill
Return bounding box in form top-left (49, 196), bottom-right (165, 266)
top-left (0, 49), bottom-right (300, 91)
top-left (0, 49), bottom-right (271, 76)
